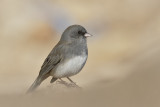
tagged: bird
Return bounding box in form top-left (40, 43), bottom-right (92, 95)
top-left (27, 25), bottom-right (92, 93)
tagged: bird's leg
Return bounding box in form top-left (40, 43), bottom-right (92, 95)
top-left (59, 78), bottom-right (67, 83)
top-left (56, 78), bottom-right (68, 85)
top-left (67, 77), bottom-right (75, 83)
top-left (67, 77), bottom-right (81, 88)
top-left (59, 78), bottom-right (64, 81)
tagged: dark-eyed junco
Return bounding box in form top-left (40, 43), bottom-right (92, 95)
top-left (27, 25), bottom-right (92, 93)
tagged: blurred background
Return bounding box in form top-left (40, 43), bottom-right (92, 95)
top-left (0, 0), bottom-right (160, 107)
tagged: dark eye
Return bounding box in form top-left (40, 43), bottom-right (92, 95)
top-left (78, 31), bottom-right (81, 35)
top-left (78, 31), bottom-right (85, 35)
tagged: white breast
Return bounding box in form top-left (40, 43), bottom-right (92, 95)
top-left (52, 55), bottom-right (87, 78)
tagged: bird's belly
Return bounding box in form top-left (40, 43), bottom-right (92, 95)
top-left (51, 56), bottom-right (87, 78)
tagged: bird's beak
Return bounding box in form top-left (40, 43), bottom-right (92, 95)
top-left (84, 33), bottom-right (92, 37)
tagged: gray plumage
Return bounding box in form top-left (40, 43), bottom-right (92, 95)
top-left (27, 25), bottom-right (92, 93)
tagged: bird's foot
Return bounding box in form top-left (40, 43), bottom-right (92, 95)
top-left (56, 79), bottom-right (68, 86)
top-left (68, 82), bottom-right (81, 89)
top-left (56, 80), bottom-right (81, 89)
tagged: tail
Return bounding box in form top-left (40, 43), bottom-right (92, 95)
top-left (26, 76), bottom-right (42, 93)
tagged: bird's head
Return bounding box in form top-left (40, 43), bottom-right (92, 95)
top-left (60, 25), bottom-right (92, 42)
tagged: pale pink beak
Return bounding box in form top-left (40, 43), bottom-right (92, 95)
top-left (84, 33), bottom-right (92, 37)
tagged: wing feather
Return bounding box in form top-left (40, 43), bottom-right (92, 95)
top-left (39, 44), bottom-right (62, 76)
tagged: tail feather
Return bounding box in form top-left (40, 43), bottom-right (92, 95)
top-left (50, 77), bottom-right (57, 83)
top-left (26, 76), bottom-right (42, 93)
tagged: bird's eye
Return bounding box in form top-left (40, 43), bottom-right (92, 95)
top-left (78, 31), bottom-right (81, 35)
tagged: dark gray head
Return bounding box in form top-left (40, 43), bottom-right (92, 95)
top-left (60, 25), bottom-right (92, 43)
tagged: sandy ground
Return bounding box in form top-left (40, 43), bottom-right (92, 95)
top-left (1, 38), bottom-right (160, 107)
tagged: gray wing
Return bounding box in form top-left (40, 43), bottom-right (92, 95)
top-left (38, 44), bottom-right (62, 77)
